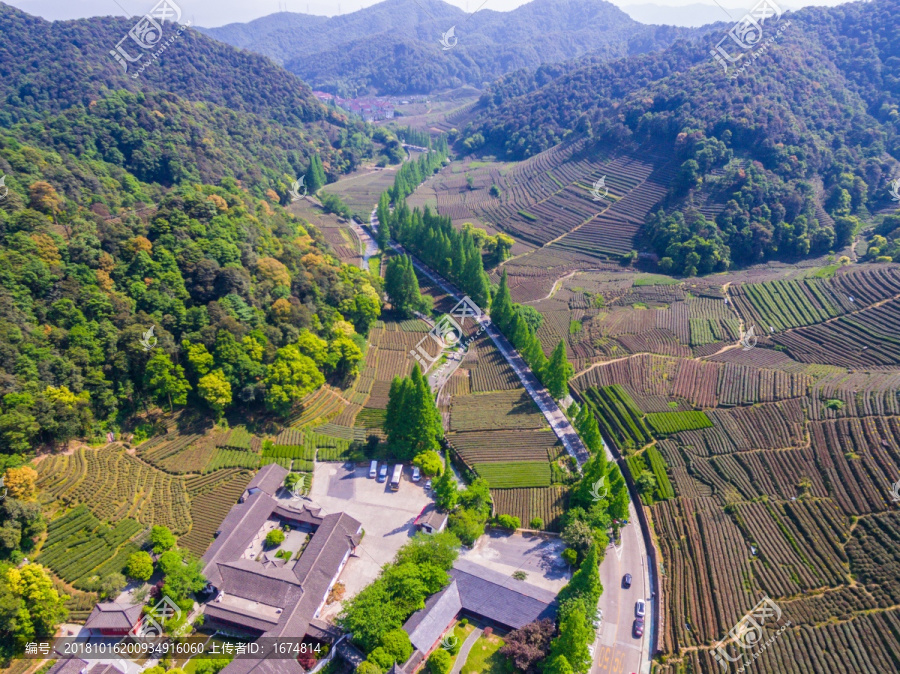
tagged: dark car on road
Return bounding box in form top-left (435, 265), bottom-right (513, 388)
top-left (633, 618), bottom-right (644, 638)
top-left (623, 573), bottom-right (632, 589)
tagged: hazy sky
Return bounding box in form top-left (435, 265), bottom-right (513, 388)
top-left (4, 0), bottom-right (850, 26)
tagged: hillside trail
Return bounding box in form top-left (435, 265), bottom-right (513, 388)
top-left (522, 270), bottom-right (578, 304)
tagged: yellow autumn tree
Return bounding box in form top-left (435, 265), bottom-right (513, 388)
top-left (256, 257), bottom-right (291, 286)
top-left (4, 465), bottom-right (38, 500)
top-left (207, 194), bottom-right (229, 212)
top-left (28, 181), bottom-right (63, 215)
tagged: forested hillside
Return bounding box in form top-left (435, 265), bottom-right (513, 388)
top-left (463, 0), bottom-right (899, 274)
top-left (201, 0), bottom-right (699, 96)
top-left (0, 5), bottom-right (388, 469)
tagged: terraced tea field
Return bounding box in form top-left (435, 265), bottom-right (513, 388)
top-left (552, 264), bottom-right (900, 674)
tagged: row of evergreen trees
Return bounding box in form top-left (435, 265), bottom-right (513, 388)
top-left (394, 126), bottom-right (440, 149)
top-left (383, 200), bottom-right (493, 308)
top-left (383, 364), bottom-right (443, 461)
top-left (383, 255), bottom-right (430, 317)
top-left (389, 147), bottom-right (447, 203)
top-left (491, 270), bottom-right (573, 399)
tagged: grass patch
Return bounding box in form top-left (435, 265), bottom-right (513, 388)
top-left (812, 264), bottom-right (840, 279)
top-left (569, 320), bottom-right (582, 335)
top-left (368, 254), bottom-right (382, 276)
top-left (518, 210), bottom-right (538, 222)
top-left (460, 634), bottom-right (513, 674)
top-left (634, 274), bottom-right (681, 286)
top-left (474, 461), bottom-right (552, 488)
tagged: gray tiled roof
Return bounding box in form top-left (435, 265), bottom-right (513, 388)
top-left (47, 660), bottom-right (126, 674)
top-left (203, 604), bottom-right (282, 633)
top-left (202, 484), bottom-right (361, 642)
top-left (46, 659), bottom-right (88, 674)
top-left (83, 602), bottom-right (144, 630)
top-left (219, 658), bottom-right (303, 674)
top-left (246, 464), bottom-right (289, 496)
top-left (450, 559), bottom-right (557, 630)
top-left (414, 503), bottom-right (448, 531)
top-left (87, 664), bottom-right (127, 674)
top-left (202, 492), bottom-right (280, 587)
top-left (403, 580), bottom-right (462, 652)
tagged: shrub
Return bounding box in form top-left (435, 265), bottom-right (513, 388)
top-left (426, 648), bottom-right (452, 674)
top-left (529, 517), bottom-right (544, 530)
top-left (380, 628), bottom-right (413, 663)
top-left (150, 525), bottom-right (176, 554)
top-left (126, 551), bottom-right (154, 581)
top-left (562, 548), bottom-right (578, 566)
top-left (496, 514), bottom-right (520, 530)
top-left (368, 647), bottom-right (394, 670)
top-left (413, 450), bottom-right (444, 477)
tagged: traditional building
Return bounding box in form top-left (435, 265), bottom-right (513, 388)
top-left (413, 503), bottom-right (448, 535)
top-left (82, 602), bottom-right (145, 637)
top-left (200, 464), bottom-right (361, 674)
top-left (401, 558), bottom-right (558, 667)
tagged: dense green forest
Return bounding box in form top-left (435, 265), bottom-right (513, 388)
top-left (202, 0), bottom-right (699, 96)
top-left (0, 6), bottom-right (397, 469)
top-left (0, 3), bottom-right (387, 183)
top-left (465, 1), bottom-right (900, 273)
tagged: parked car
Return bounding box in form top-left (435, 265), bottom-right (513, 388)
top-left (369, 460), bottom-right (378, 479)
top-left (411, 466), bottom-right (421, 482)
top-left (623, 573), bottom-right (632, 589)
top-left (635, 600), bottom-right (646, 618)
top-left (378, 464), bottom-right (388, 482)
top-left (424, 478), bottom-right (432, 490)
top-left (633, 618), bottom-right (644, 638)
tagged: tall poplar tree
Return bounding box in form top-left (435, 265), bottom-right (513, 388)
top-left (545, 340), bottom-right (574, 399)
top-left (306, 154), bottom-right (326, 193)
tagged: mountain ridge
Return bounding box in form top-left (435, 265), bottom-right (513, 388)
top-left (199, 0), bottom-right (701, 95)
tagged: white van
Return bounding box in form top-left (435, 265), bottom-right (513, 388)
top-left (369, 460), bottom-right (378, 479)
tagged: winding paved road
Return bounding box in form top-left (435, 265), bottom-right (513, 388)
top-left (365, 208), bottom-right (589, 466)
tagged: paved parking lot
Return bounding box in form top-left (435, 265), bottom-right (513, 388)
top-left (305, 462), bottom-right (432, 617)
top-left (460, 530), bottom-right (571, 592)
